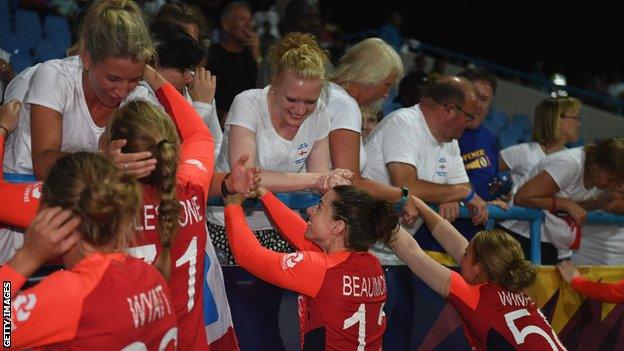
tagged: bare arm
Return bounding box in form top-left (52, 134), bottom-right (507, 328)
top-left (30, 104), bottom-right (64, 180)
top-left (515, 170), bottom-right (587, 224)
top-left (388, 227), bottom-right (452, 297)
top-left (386, 162), bottom-right (471, 203)
top-left (498, 154), bottom-right (510, 171)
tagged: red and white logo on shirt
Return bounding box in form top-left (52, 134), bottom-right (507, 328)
top-left (13, 293), bottom-right (37, 323)
top-left (22, 183), bottom-right (42, 203)
top-left (281, 252), bottom-right (304, 269)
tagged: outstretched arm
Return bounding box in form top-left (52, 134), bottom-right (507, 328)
top-left (558, 260), bottom-right (624, 303)
top-left (224, 196), bottom-right (326, 297)
top-left (146, 66), bottom-right (215, 199)
top-left (388, 227), bottom-right (453, 297)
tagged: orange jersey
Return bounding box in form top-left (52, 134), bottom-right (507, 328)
top-left (225, 192), bottom-right (387, 350)
top-left (1, 252), bottom-right (178, 350)
top-left (0, 82), bottom-right (215, 350)
top-left (571, 276), bottom-right (624, 303)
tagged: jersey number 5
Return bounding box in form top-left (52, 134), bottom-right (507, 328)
top-left (504, 309), bottom-right (562, 350)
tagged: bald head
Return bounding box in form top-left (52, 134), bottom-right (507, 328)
top-left (424, 76), bottom-right (478, 107)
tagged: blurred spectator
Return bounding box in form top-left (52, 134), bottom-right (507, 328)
top-left (414, 53), bottom-right (427, 72)
top-left (207, 1), bottom-right (261, 127)
top-left (607, 72), bottom-right (624, 99)
top-left (361, 104), bottom-right (382, 139)
top-left (427, 56), bottom-right (447, 82)
top-left (393, 70), bottom-right (428, 108)
top-left (378, 10), bottom-right (402, 52)
top-left (152, 2), bottom-right (205, 41)
top-left (0, 51), bottom-right (15, 103)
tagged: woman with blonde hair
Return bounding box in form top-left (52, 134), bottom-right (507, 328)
top-left (207, 31), bottom-right (352, 266)
top-left (515, 137), bottom-right (624, 264)
top-left (0, 151), bottom-right (178, 349)
top-left (390, 196), bottom-right (565, 350)
top-left (4, 0), bottom-right (156, 182)
top-left (498, 96), bottom-right (582, 264)
top-left (325, 38), bottom-right (422, 222)
top-left (0, 67), bottom-right (256, 349)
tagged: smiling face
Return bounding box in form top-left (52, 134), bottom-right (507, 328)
top-left (305, 190), bottom-right (346, 249)
top-left (271, 70), bottom-right (323, 129)
top-left (83, 54), bottom-right (145, 108)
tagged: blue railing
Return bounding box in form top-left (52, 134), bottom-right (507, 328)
top-left (211, 192), bottom-right (624, 265)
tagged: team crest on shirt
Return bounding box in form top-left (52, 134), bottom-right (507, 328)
top-left (436, 157), bottom-right (448, 177)
top-left (22, 183), bottom-right (42, 203)
top-left (294, 143), bottom-right (310, 165)
top-left (13, 293), bottom-right (37, 323)
top-left (281, 252), bottom-right (304, 269)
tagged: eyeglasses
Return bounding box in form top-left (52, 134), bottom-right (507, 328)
top-left (452, 104), bottom-right (477, 121)
top-left (561, 115), bottom-right (581, 122)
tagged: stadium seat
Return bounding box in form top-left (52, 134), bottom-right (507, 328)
top-left (43, 14), bottom-right (71, 50)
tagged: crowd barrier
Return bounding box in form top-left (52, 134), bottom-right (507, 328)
top-left (212, 192), bottom-right (624, 350)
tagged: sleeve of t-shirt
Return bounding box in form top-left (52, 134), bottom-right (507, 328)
top-left (156, 83), bottom-right (214, 199)
top-left (6, 267), bottom-right (84, 349)
top-left (224, 91), bottom-right (260, 134)
top-left (23, 61), bottom-right (70, 114)
top-left (571, 276), bottom-right (624, 304)
top-left (313, 107), bottom-right (331, 141)
top-left (541, 152), bottom-right (581, 190)
top-left (225, 204), bottom-right (327, 297)
top-left (500, 143), bottom-right (528, 170)
top-left (447, 270), bottom-right (481, 311)
top-left (446, 142), bottom-right (470, 184)
top-left (328, 96), bottom-right (362, 133)
top-left (381, 114), bottom-right (421, 168)
top-left (260, 191), bottom-right (321, 252)
top-left (193, 99), bottom-right (223, 157)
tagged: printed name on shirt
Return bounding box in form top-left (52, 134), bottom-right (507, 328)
top-left (497, 291), bottom-right (533, 308)
top-left (22, 183), bottom-right (42, 204)
top-left (135, 195), bottom-right (203, 231)
top-left (342, 274), bottom-right (386, 298)
top-left (463, 149), bottom-right (491, 170)
top-left (3, 282), bottom-right (10, 348)
top-left (127, 284), bottom-right (172, 329)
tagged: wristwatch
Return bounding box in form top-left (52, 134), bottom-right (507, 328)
top-left (395, 187), bottom-right (409, 208)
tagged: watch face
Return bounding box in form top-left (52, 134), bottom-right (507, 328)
top-left (402, 187), bottom-right (409, 197)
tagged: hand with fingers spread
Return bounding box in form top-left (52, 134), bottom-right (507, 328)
top-left (229, 154), bottom-right (262, 198)
top-left (0, 99), bottom-right (21, 136)
top-left (103, 139), bottom-right (157, 179)
top-left (438, 201), bottom-right (460, 222)
top-left (188, 67), bottom-right (217, 104)
top-left (9, 207), bottom-right (81, 277)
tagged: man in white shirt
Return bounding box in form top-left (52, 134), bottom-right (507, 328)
top-left (362, 76), bottom-right (489, 349)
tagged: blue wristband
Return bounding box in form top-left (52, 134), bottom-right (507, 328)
top-left (395, 187), bottom-right (409, 210)
top-left (463, 189), bottom-right (476, 204)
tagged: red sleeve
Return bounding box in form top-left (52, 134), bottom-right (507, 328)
top-left (5, 267), bottom-right (85, 349)
top-left (571, 276), bottom-right (624, 303)
top-left (225, 204), bottom-right (328, 297)
top-left (448, 271), bottom-right (481, 310)
top-left (1, 134), bottom-right (4, 175)
top-left (261, 191), bottom-right (321, 252)
top-left (155, 83), bottom-right (215, 199)
top-left (0, 181), bottom-right (40, 228)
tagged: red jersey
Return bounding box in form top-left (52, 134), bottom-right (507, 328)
top-left (447, 271), bottom-right (566, 351)
top-left (1, 252), bottom-right (177, 350)
top-left (225, 192), bottom-right (387, 351)
top-left (571, 276), bottom-right (624, 303)
top-left (0, 82), bottom-right (215, 350)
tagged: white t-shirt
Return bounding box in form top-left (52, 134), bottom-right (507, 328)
top-left (499, 142), bottom-right (547, 240)
top-left (362, 104), bottom-right (469, 265)
top-left (127, 81), bottom-right (223, 159)
top-left (207, 87), bottom-right (330, 230)
top-left (540, 147), bottom-right (624, 265)
top-left (326, 82), bottom-right (366, 171)
top-left (3, 56), bottom-right (106, 175)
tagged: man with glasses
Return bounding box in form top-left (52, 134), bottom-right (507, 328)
top-left (453, 68), bottom-right (506, 241)
top-left (362, 76), bottom-right (488, 350)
